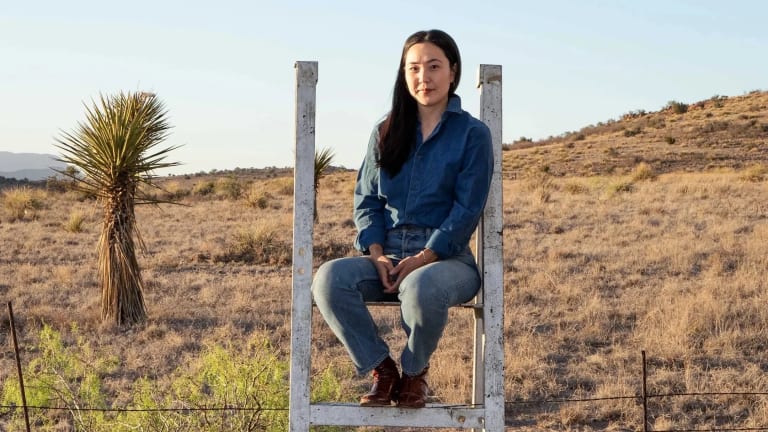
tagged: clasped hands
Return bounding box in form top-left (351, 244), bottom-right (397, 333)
top-left (367, 244), bottom-right (437, 293)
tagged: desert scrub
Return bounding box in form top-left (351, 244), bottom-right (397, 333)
top-left (214, 223), bottom-right (291, 265)
top-left (243, 183), bottom-right (272, 209)
top-left (192, 180), bottom-right (216, 196)
top-left (160, 180), bottom-right (190, 200)
top-left (1, 186), bottom-right (47, 221)
top-left (525, 170), bottom-right (556, 204)
top-left (215, 176), bottom-right (242, 200)
top-left (563, 180), bottom-right (589, 195)
top-left (607, 180), bottom-right (634, 195)
top-left (739, 163), bottom-right (766, 182)
top-left (1, 324), bottom-right (119, 431)
top-left (63, 210), bottom-right (87, 233)
top-left (631, 162), bottom-right (657, 182)
top-left (1, 326), bottom-right (346, 431)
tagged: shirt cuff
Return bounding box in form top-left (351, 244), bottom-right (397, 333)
top-left (354, 226), bottom-right (386, 254)
top-left (425, 229), bottom-right (458, 260)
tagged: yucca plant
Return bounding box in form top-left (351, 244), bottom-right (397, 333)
top-left (314, 147), bottom-right (335, 222)
top-left (55, 92), bottom-right (180, 326)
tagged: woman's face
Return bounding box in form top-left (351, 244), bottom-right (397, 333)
top-left (403, 42), bottom-right (455, 110)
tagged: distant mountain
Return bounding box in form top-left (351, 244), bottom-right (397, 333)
top-left (0, 151), bottom-right (67, 180)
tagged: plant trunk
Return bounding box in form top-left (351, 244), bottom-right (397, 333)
top-left (98, 180), bottom-right (147, 325)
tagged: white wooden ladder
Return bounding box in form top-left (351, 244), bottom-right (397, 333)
top-left (289, 61), bottom-right (504, 431)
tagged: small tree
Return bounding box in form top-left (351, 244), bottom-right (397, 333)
top-left (313, 147), bottom-right (334, 222)
top-left (55, 92), bottom-right (180, 326)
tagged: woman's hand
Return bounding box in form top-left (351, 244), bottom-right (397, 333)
top-left (388, 249), bottom-right (438, 292)
top-left (368, 244), bottom-right (396, 293)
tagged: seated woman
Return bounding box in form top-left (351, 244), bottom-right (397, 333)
top-left (311, 29), bottom-right (493, 408)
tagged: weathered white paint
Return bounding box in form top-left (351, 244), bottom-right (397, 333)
top-left (311, 404), bottom-right (487, 428)
top-left (288, 61), bottom-right (317, 432)
top-left (289, 63), bottom-right (505, 431)
top-left (476, 64), bottom-right (505, 432)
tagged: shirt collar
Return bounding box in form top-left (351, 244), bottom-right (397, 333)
top-left (446, 95), bottom-right (462, 114)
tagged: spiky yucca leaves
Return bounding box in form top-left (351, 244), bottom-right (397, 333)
top-left (313, 147), bottom-right (335, 222)
top-left (55, 92), bottom-right (180, 326)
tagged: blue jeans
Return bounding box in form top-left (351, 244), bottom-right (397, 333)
top-left (311, 226), bottom-right (480, 376)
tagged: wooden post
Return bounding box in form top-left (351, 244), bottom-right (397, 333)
top-left (288, 60), bottom-right (317, 432)
top-left (289, 62), bottom-right (505, 431)
top-left (475, 64), bottom-right (505, 432)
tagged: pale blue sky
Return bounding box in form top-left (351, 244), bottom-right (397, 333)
top-left (1, 1), bottom-right (766, 175)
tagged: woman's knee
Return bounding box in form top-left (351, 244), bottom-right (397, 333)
top-left (311, 257), bottom-right (373, 300)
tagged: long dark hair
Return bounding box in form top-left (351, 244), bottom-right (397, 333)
top-left (377, 29), bottom-right (462, 176)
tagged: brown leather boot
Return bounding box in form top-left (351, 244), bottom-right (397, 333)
top-left (396, 367), bottom-right (429, 408)
top-left (359, 357), bottom-right (400, 406)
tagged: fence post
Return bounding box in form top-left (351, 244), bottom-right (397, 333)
top-left (288, 60), bottom-right (318, 432)
top-left (8, 301), bottom-right (32, 432)
top-left (642, 350), bottom-right (649, 432)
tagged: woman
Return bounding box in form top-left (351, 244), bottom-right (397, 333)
top-left (312, 29), bottom-right (493, 408)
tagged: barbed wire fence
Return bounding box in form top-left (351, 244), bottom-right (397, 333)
top-left (5, 301), bottom-right (768, 432)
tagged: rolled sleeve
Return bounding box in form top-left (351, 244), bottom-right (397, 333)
top-left (353, 125), bottom-right (386, 253)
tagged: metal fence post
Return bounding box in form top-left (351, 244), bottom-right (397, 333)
top-left (8, 301), bottom-right (32, 432)
top-left (642, 350), bottom-right (649, 432)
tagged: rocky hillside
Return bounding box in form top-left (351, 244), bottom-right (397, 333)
top-left (503, 90), bottom-right (768, 178)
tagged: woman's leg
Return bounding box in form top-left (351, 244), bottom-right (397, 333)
top-left (397, 257), bottom-right (480, 376)
top-left (311, 256), bottom-right (395, 375)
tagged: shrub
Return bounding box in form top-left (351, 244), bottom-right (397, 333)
top-left (215, 176), bottom-right (242, 200)
top-left (192, 180), bottom-right (216, 196)
top-left (1, 324), bottom-right (118, 431)
top-left (664, 136), bottom-right (676, 145)
top-left (739, 164), bottom-right (767, 182)
top-left (623, 127), bottom-right (642, 137)
top-left (1, 325), bottom-right (346, 431)
top-left (564, 181), bottom-right (589, 194)
top-left (215, 224), bottom-right (291, 265)
top-left (631, 162), bottom-right (657, 182)
top-left (666, 100), bottom-right (689, 114)
top-left (64, 210), bottom-right (87, 233)
top-left (525, 170), bottom-right (555, 203)
top-left (160, 180), bottom-right (190, 200)
top-left (243, 183), bottom-right (271, 209)
top-left (608, 181), bottom-right (633, 194)
top-left (1, 186), bottom-right (46, 221)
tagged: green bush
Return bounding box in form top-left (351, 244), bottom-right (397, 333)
top-left (1, 324), bottom-right (118, 431)
top-left (1, 325), bottom-right (346, 431)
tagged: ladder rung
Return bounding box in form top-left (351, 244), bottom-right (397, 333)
top-left (310, 402), bottom-right (487, 428)
top-left (364, 301), bottom-right (483, 309)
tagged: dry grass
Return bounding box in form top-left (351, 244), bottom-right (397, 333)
top-left (1, 166), bottom-right (766, 431)
top-left (1, 91), bottom-right (767, 430)
top-left (504, 90), bottom-right (768, 179)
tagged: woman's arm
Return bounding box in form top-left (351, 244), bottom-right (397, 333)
top-left (353, 124), bottom-right (387, 254)
top-left (425, 123), bottom-right (494, 259)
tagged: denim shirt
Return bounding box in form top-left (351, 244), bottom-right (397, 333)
top-left (353, 95), bottom-right (494, 259)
